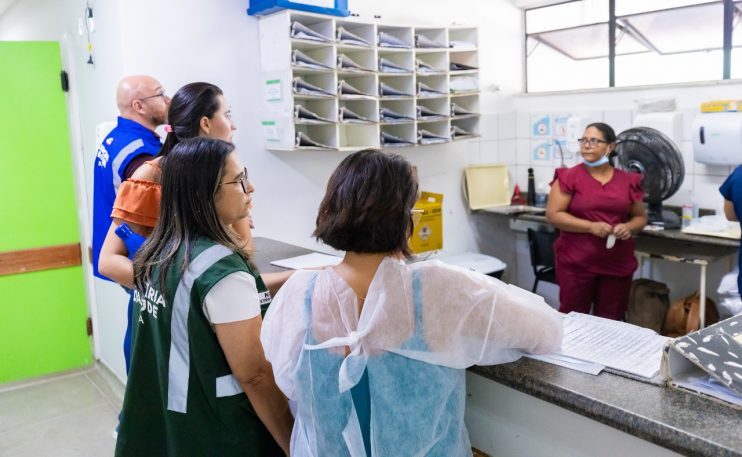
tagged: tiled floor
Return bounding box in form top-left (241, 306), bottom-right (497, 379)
top-left (0, 365), bottom-right (123, 457)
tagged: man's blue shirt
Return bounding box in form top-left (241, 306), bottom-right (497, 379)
top-left (720, 164), bottom-right (742, 292)
top-left (92, 117), bottom-right (160, 280)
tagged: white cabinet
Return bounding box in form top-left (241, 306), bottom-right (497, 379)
top-left (257, 11), bottom-right (481, 151)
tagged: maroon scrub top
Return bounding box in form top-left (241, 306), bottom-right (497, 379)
top-left (551, 164), bottom-right (644, 276)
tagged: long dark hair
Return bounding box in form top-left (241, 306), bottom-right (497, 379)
top-left (159, 82), bottom-right (223, 158)
top-left (313, 149), bottom-right (419, 258)
top-left (133, 137), bottom-right (248, 293)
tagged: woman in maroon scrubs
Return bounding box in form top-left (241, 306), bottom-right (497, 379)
top-left (546, 122), bottom-right (647, 320)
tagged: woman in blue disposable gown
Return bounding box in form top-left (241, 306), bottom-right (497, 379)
top-left (261, 149), bottom-right (563, 456)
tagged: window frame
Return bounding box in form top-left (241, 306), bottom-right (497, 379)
top-left (523, 0), bottom-right (736, 92)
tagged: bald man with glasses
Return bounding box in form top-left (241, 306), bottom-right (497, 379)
top-left (93, 75), bottom-right (170, 282)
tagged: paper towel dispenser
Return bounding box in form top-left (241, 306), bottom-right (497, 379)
top-left (692, 112), bottom-right (742, 166)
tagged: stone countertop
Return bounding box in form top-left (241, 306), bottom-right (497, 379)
top-left (487, 210), bottom-right (740, 249)
top-left (251, 237), bottom-right (742, 457)
top-left (470, 358), bottom-right (742, 457)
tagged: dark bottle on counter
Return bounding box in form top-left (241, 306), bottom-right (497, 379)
top-left (527, 167), bottom-right (536, 207)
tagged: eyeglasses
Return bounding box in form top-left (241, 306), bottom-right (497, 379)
top-left (578, 137), bottom-right (608, 147)
top-left (220, 167), bottom-right (250, 194)
top-left (139, 90), bottom-right (167, 102)
top-left (411, 209), bottom-right (424, 226)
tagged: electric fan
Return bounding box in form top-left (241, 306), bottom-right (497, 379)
top-left (612, 127), bottom-right (685, 229)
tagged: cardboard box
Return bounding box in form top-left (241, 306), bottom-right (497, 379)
top-left (409, 192), bottom-right (443, 254)
top-left (700, 100), bottom-right (742, 113)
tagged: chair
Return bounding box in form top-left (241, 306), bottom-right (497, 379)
top-left (527, 228), bottom-right (558, 293)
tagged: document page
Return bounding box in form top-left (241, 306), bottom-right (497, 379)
top-left (556, 312), bottom-right (670, 379)
top-left (270, 253), bottom-right (342, 270)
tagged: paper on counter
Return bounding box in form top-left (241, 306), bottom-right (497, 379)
top-left (380, 107), bottom-right (414, 122)
top-left (381, 131), bottom-right (415, 147)
top-left (292, 49), bottom-right (332, 70)
top-left (417, 129), bottom-right (450, 145)
top-left (291, 21), bottom-right (332, 42)
top-left (415, 33), bottom-right (445, 48)
top-left (337, 54), bottom-right (373, 72)
top-left (339, 106), bottom-right (373, 123)
top-left (293, 77), bottom-right (334, 97)
top-left (380, 82), bottom-right (413, 97)
top-left (295, 131), bottom-right (333, 149)
top-left (378, 31), bottom-right (410, 48)
top-left (555, 312), bottom-right (670, 379)
top-left (294, 104), bottom-right (333, 123)
top-left (379, 57), bottom-right (411, 74)
top-left (270, 252), bottom-right (342, 270)
top-left (336, 27), bottom-right (371, 47)
top-left (525, 352), bottom-right (605, 375)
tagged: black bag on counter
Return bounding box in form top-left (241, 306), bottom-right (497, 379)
top-left (625, 278), bottom-right (670, 333)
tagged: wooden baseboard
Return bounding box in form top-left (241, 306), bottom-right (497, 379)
top-left (0, 243), bottom-right (82, 277)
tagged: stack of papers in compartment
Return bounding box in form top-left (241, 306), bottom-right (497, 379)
top-left (450, 76), bottom-right (479, 93)
top-left (416, 58), bottom-right (443, 74)
top-left (415, 33), bottom-right (445, 48)
top-left (337, 54), bottom-right (373, 72)
top-left (336, 27), bottom-right (370, 47)
top-left (337, 80), bottom-right (373, 98)
top-left (294, 104), bottom-right (333, 123)
top-left (291, 21), bottom-right (332, 42)
top-left (451, 124), bottom-right (475, 139)
top-left (451, 102), bottom-right (476, 116)
top-left (381, 131), bottom-right (415, 147)
top-left (380, 107), bottom-right (414, 123)
top-left (339, 106), bottom-right (373, 123)
top-left (379, 57), bottom-right (411, 74)
top-left (380, 82), bottom-right (413, 97)
top-left (417, 105), bottom-right (447, 120)
top-left (417, 82), bottom-right (445, 97)
top-left (450, 62), bottom-right (478, 71)
top-left (378, 31), bottom-right (410, 48)
top-left (417, 129), bottom-right (449, 145)
top-left (295, 131), bottom-right (333, 149)
top-left (293, 77), bottom-right (334, 97)
top-left (292, 49), bottom-right (331, 70)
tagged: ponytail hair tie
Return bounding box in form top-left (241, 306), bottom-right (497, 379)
top-left (164, 124), bottom-right (174, 133)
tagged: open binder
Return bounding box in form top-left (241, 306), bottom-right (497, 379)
top-left (663, 314), bottom-right (742, 406)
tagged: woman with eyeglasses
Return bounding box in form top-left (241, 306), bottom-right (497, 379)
top-left (115, 137), bottom-right (292, 456)
top-left (546, 122), bottom-right (647, 320)
top-left (261, 149), bottom-right (562, 456)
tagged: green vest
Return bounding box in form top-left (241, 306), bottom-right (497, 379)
top-left (115, 238), bottom-right (282, 457)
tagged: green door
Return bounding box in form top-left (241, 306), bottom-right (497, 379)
top-left (0, 42), bottom-right (92, 383)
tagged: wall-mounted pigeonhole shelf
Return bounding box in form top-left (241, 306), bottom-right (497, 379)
top-left (257, 11), bottom-right (480, 150)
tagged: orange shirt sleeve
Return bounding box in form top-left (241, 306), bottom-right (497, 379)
top-left (111, 179), bottom-right (161, 231)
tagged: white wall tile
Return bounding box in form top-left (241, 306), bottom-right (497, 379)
top-left (499, 140), bottom-right (517, 166)
top-left (516, 139), bottom-right (531, 165)
top-left (516, 111), bottom-right (532, 139)
top-left (682, 107), bottom-right (697, 142)
top-left (467, 139), bottom-right (482, 164)
top-left (498, 112), bottom-right (517, 140)
top-left (603, 109), bottom-right (632, 135)
top-left (693, 174), bottom-right (727, 214)
top-left (679, 140), bottom-right (695, 177)
top-left (480, 140), bottom-right (499, 163)
top-left (480, 113), bottom-right (498, 141)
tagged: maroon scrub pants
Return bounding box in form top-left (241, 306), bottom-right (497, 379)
top-left (556, 262), bottom-right (632, 321)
